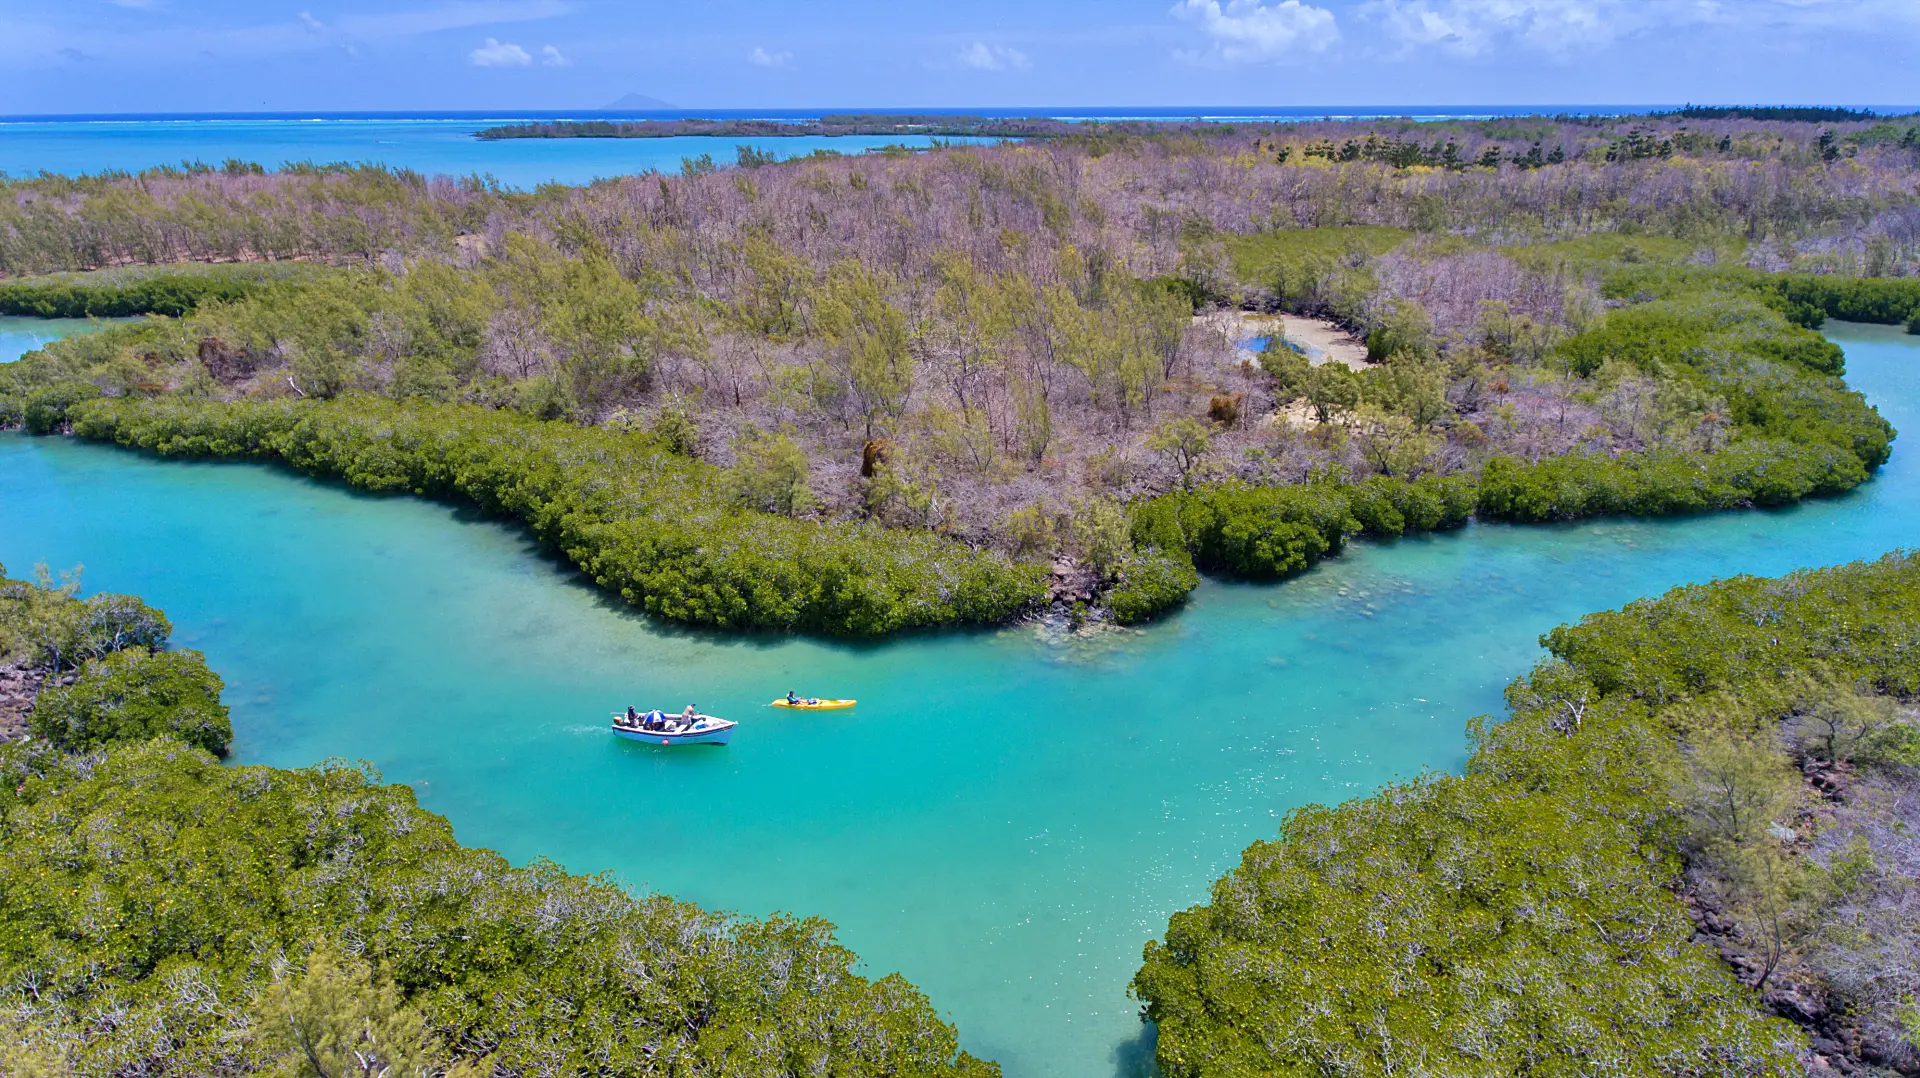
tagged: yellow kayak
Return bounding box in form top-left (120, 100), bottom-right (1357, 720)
top-left (770, 698), bottom-right (857, 711)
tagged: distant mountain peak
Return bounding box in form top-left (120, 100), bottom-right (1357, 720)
top-left (603, 92), bottom-right (676, 110)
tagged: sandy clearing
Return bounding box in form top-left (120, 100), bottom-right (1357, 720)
top-left (1215, 312), bottom-right (1371, 371)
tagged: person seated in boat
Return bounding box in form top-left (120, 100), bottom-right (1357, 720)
top-left (625, 705), bottom-right (639, 726)
top-left (643, 708), bottom-right (665, 730)
top-left (786, 690), bottom-right (800, 706)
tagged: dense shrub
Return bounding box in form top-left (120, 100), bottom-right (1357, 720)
top-left (1541, 555), bottom-right (1920, 705)
top-left (1104, 550), bottom-right (1201, 625)
top-left (0, 740), bottom-right (998, 1077)
top-left (1140, 280), bottom-right (1890, 592)
top-left (0, 572), bottom-right (175, 673)
top-left (0, 270), bottom-right (272, 318)
top-left (1775, 274), bottom-right (1920, 327)
top-left (1133, 551), bottom-right (1920, 1078)
top-left (22, 381), bottom-right (103, 434)
top-left (1130, 476), bottom-right (1473, 582)
top-left (1476, 439), bottom-right (1866, 522)
top-left (1556, 287), bottom-right (1896, 478)
top-left (1603, 263), bottom-right (1920, 332)
top-left (1559, 293), bottom-right (1845, 377)
top-left (30, 646), bottom-right (230, 755)
top-left (66, 396), bottom-right (1050, 635)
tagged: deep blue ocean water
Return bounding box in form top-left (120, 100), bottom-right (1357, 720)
top-left (0, 323), bottom-right (1914, 1076)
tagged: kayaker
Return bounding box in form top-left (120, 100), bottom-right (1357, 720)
top-left (786, 690), bottom-right (800, 705)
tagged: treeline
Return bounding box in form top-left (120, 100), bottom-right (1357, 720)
top-left (476, 115), bottom-right (1091, 140)
top-left (1286, 133), bottom-right (1566, 170)
top-left (0, 264), bottom-right (307, 318)
top-left (50, 396), bottom-right (1050, 635)
top-left (7, 114), bottom-right (1920, 280)
top-left (0, 571), bottom-right (998, 1077)
top-left (1672, 105), bottom-right (1885, 123)
top-left (1602, 261), bottom-right (1920, 332)
top-left (1133, 551), bottom-right (1920, 1076)
top-left (0, 164), bottom-right (506, 277)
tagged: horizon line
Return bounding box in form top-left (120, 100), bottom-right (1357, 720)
top-left (6, 103), bottom-right (1917, 124)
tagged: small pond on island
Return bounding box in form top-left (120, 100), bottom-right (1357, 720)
top-left (0, 323), bottom-right (1915, 1078)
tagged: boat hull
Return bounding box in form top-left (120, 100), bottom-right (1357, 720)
top-left (611, 719), bottom-right (736, 745)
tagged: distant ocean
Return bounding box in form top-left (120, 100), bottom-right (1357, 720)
top-left (0, 106), bottom-right (1667, 189)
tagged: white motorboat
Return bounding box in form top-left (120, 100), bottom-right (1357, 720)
top-left (611, 710), bottom-right (736, 746)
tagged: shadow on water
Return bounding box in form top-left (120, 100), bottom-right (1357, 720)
top-left (1109, 1022), bottom-right (1159, 1078)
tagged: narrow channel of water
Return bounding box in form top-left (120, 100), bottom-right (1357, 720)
top-left (0, 316), bottom-right (134, 364)
top-left (0, 118), bottom-right (1000, 188)
top-left (0, 323), bottom-right (1912, 1078)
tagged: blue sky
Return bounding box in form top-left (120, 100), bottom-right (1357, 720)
top-left (2, 0), bottom-right (1916, 114)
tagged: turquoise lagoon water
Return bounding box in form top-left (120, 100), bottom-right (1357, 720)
top-left (0, 323), bottom-right (1914, 1077)
top-left (0, 117), bottom-right (998, 188)
top-left (0, 107), bottom-right (1663, 189)
top-left (0, 316), bottom-right (134, 364)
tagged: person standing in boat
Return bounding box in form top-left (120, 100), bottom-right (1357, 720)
top-left (680, 704), bottom-right (698, 727)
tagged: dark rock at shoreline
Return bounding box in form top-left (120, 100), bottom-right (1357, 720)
top-left (0, 659), bottom-right (46, 743)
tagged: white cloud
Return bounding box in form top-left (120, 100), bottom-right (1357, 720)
top-left (298, 10), bottom-right (325, 33)
top-left (1359, 0), bottom-right (1616, 57)
top-left (341, 1), bottom-right (571, 39)
top-left (540, 43), bottom-right (570, 66)
top-left (956, 41), bottom-right (1031, 70)
top-left (1171, 0), bottom-right (1339, 64)
top-left (748, 45), bottom-right (793, 68)
top-left (470, 36), bottom-right (531, 66)
top-left (1352, 0), bottom-right (1918, 60)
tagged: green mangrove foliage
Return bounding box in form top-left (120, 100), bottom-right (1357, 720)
top-left (61, 395), bottom-right (1049, 635)
top-left (0, 566), bottom-right (231, 755)
top-left (1474, 440), bottom-right (1867, 522)
top-left (1600, 261), bottom-right (1920, 333)
top-left (1128, 279), bottom-right (1890, 590)
top-left (0, 573), bottom-right (994, 1076)
top-left (30, 646), bottom-right (229, 756)
top-left (0, 568), bottom-right (173, 672)
top-left (1130, 476), bottom-right (1475, 581)
top-left (1470, 288), bottom-right (1891, 521)
top-left (0, 265), bottom-right (306, 318)
top-left (0, 743), bottom-right (997, 1078)
top-left (1132, 552), bottom-right (1920, 1078)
